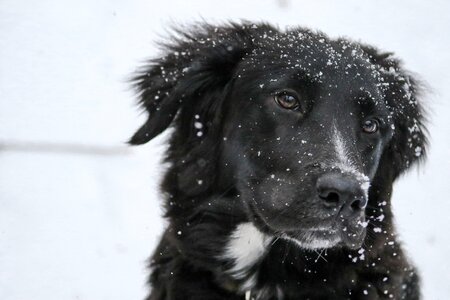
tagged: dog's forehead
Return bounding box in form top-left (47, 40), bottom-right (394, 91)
top-left (248, 31), bottom-right (381, 88)
top-left (241, 31), bottom-right (387, 109)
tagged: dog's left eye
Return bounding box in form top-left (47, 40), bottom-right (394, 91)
top-left (362, 119), bottom-right (380, 134)
top-left (274, 91), bottom-right (300, 110)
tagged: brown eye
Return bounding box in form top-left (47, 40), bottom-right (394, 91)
top-left (362, 119), bottom-right (379, 134)
top-left (274, 91), bottom-right (300, 110)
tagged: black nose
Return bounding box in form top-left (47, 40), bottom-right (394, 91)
top-left (316, 173), bottom-right (368, 214)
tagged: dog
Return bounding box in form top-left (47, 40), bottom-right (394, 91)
top-left (129, 22), bottom-right (427, 300)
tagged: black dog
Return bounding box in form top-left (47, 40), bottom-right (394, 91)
top-left (130, 22), bottom-right (427, 300)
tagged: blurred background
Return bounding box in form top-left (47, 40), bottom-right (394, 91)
top-left (0, 0), bottom-right (449, 299)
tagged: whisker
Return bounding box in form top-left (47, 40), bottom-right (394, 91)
top-left (314, 249), bottom-right (328, 263)
top-left (271, 236), bottom-right (281, 246)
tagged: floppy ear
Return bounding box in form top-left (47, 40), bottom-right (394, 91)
top-left (129, 22), bottom-right (261, 145)
top-left (362, 46), bottom-right (428, 179)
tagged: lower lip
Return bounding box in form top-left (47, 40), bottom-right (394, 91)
top-left (282, 230), bottom-right (342, 249)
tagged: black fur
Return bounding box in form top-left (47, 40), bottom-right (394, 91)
top-left (130, 22), bottom-right (427, 300)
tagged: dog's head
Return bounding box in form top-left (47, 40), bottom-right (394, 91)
top-left (130, 22), bottom-right (427, 250)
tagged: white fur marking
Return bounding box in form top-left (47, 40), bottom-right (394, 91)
top-left (223, 223), bottom-right (271, 280)
top-left (331, 125), bottom-right (370, 197)
top-left (333, 125), bottom-right (355, 170)
top-left (245, 290), bottom-right (251, 300)
top-left (331, 125), bottom-right (365, 179)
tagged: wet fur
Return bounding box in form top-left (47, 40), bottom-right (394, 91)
top-left (130, 22), bottom-right (427, 300)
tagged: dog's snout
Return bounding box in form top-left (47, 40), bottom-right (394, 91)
top-left (316, 173), bottom-right (367, 213)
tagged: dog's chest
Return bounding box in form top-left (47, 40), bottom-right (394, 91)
top-left (219, 223), bottom-right (351, 299)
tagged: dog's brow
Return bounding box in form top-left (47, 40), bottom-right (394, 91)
top-left (354, 91), bottom-right (375, 103)
top-left (354, 93), bottom-right (379, 115)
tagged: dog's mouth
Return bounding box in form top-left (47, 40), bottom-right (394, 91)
top-left (281, 229), bottom-right (341, 250)
top-left (282, 224), bottom-right (366, 250)
top-left (247, 201), bottom-right (366, 250)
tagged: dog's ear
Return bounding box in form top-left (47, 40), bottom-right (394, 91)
top-left (129, 23), bottom-right (261, 145)
top-left (362, 46), bottom-right (428, 179)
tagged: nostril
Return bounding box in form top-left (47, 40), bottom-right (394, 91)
top-left (350, 198), bottom-right (367, 210)
top-left (320, 191), bottom-right (340, 207)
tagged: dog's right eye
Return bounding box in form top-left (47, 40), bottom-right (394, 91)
top-left (274, 91), bottom-right (300, 110)
top-left (362, 118), bottom-right (380, 134)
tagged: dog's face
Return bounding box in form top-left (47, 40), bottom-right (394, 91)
top-left (221, 47), bottom-right (395, 249)
top-left (130, 23), bottom-right (426, 252)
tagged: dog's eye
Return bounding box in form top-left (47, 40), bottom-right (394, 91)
top-left (274, 91), bottom-right (300, 110)
top-left (362, 119), bottom-right (379, 134)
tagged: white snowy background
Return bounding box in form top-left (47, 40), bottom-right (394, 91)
top-left (0, 0), bottom-right (449, 299)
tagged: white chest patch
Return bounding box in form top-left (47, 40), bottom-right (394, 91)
top-left (222, 222), bottom-right (272, 281)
